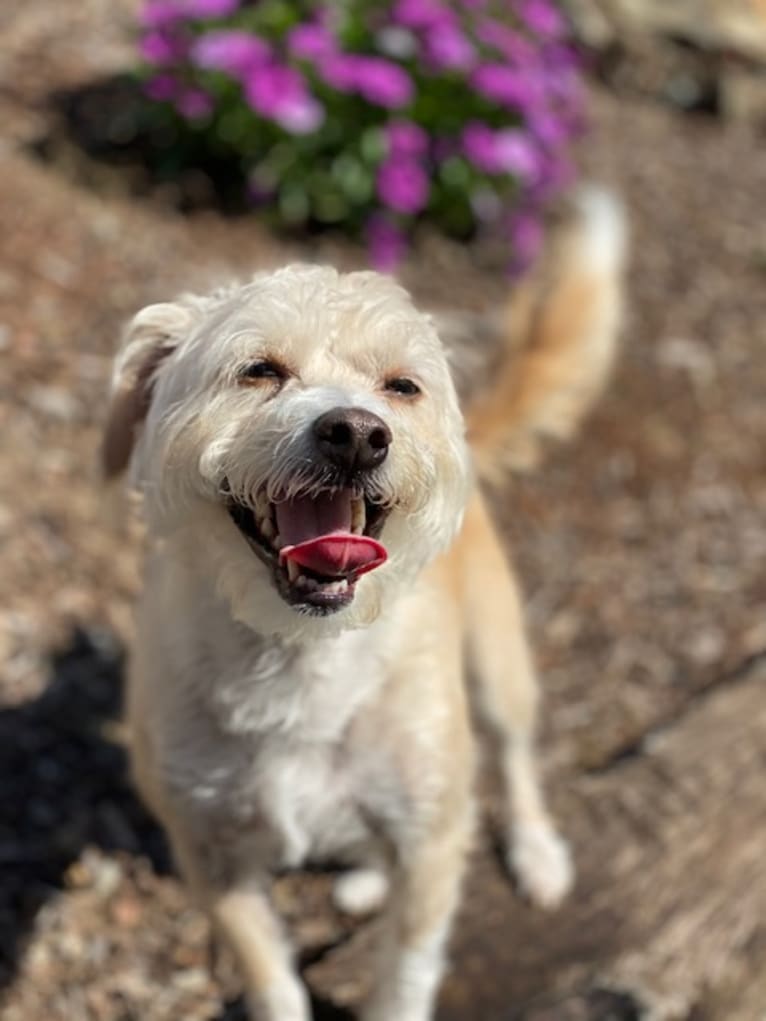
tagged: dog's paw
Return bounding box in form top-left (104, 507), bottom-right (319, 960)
top-left (509, 822), bottom-right (574, 909)
top-left (332, 868), bottom-right (389, 916)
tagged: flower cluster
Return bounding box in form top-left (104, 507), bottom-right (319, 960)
top-left (137, 0), bottom-right (584, 271)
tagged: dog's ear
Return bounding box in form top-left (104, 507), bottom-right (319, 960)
top-left (102, 301), bottom-right (195, 478)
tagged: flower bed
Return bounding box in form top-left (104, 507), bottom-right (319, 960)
top-left (137, 0), bottom-right (585, 270)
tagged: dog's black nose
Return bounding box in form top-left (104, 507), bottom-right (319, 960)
top-left (313, 407), bottom-right (392, 473)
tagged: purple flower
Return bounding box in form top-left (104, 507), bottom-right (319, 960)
top-left (354, 59), bottom-right (414, 108)
top-left (191, 30), bottom-right (269, 76)
top-left (140, 1), bottom-right (186, 29)
top-left (461, 122), bottom-right (501, 173)
top-left (386, 120), bottom-right (428, 157)
top-left (476, 20), bottom-right (537, 65)
top-left (392, 0), bottom-right (457, 30)
top-left (519, 0), bottom-right (566, 40)
top-left (176, 87), bottom-right (214, 119)
top-left (320, 55), bottom-right (413, 108)
top-left (142, 0), bottom-right (240, 20)
top-left (529, 107), bottom-right (571, 147)
top-left (542, 41), bottom-right (581, 74)
top-left (288, 23), bottom-right (336, 62)
top-left (377, 158), bottom-right (429, 214)
top-left (318, 53), bottom-right (354, 91)
top-left (134, 0), bottom-right (582, 270)
top-left (366, 214), bottom-right (407, 271)
top-left (184, 0), bottom-right (240, 17)
top-left (425, 24), bottom-right (476, 71)
top-left (140, 30), bottom-right (186, 64)
top-left (144, 73), bottom-right (179, 101)
top-left (543, 69), bottom-right (580, 107)
top-left (244, 64), bottom-right (324, 134)
top-left (462, 123), bottom-right (541, 179)
top-left (471, 64), bottom-right (541, 110)
top-left (494, 129), bottom-right (541, 181)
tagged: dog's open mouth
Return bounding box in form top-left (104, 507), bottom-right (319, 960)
top-left (227, 487), bottom-right (389, 614)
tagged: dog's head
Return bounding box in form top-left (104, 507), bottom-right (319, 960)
top-left (104, 265), bottom-right (471, 637)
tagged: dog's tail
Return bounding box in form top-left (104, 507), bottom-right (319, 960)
top-left (466, 188), bottom-right (627, 484)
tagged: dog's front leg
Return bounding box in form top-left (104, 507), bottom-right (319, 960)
top-left (163, 818), bottom-right (309, 1021)
top-left (361, 813), bottom-right (471, 1021)
top-left (211, 885), bottom-right (310, 1021)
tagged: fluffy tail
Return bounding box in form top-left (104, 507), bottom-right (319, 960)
top-left (467, 188), bottom-right (628, 484)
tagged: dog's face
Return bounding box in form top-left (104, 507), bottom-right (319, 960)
top-left (104, 265), bottom-right (471, 637)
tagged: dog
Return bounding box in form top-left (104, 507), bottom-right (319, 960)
top-left (102, 188), bottom-right (626, 1021)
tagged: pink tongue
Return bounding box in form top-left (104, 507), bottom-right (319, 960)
top-left (274, 490), bottom-right (387, 579)
top-left (280, 534), bottom-right (386, 578)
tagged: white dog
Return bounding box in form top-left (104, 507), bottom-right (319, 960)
top-left (103, 190), bottom-right (625, 1021)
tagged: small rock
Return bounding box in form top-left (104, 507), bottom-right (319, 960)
top-left (57, 931), bottom-right (86, 962)
top-left (657, 336), bottom-right (716, 389)
top-left (91, 856), bottom-right (123, 899)
top-left (26, 384), bottom-right (81, 422)
top-left (685, 628), bottom-right (726, 667)
top-left (110, 894), bottom-right (143, 929)
top-left (548, 609), bottom-right (582, 646)
top-left (64, 860), bottom-right (92, 890)
top-left (173, 968), bottom-right (210, 993)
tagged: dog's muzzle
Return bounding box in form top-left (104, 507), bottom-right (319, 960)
top-left (225, 408), bottom-right (393, 616)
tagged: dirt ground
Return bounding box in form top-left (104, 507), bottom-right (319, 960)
top-left (1, 3), bottom-right (765, 1020)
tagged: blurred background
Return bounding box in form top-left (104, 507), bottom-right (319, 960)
top-left (0, 2), bottom-right (764, 1019)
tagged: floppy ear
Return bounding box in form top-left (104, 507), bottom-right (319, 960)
top-left (102, 301), bottom-right (195, 479)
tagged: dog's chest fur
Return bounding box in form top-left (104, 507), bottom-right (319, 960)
top-left (142, 577), bottom-right (423, 871)
top-left (210, 634), bottom-right (395, 867)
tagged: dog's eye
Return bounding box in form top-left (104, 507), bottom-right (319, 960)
top-left (385, 377), bottom-right (421, 398)
top-left (239, 360), bottom-right (287, 383)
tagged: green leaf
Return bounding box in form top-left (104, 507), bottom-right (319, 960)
top-left (278, 184), bottom-right (310, 224)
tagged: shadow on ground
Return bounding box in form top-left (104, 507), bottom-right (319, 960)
top-left (0, 628), bottom-right (170, 991)
top-left (0, 627), bottom-right (358, 1020)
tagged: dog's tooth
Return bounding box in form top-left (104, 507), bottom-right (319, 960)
top-left (297, 574), bottom-right (308, 588)
top-left (286, 560), bottom-right (300, 583)
top-left (255, 491), bottom-right (270, 517)
top-left (273, 534), bottom-right (283, 550)
top-left (351, 497), bottom-right (366, 535)
top-left (260, 517), bottom-right (275, 540)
